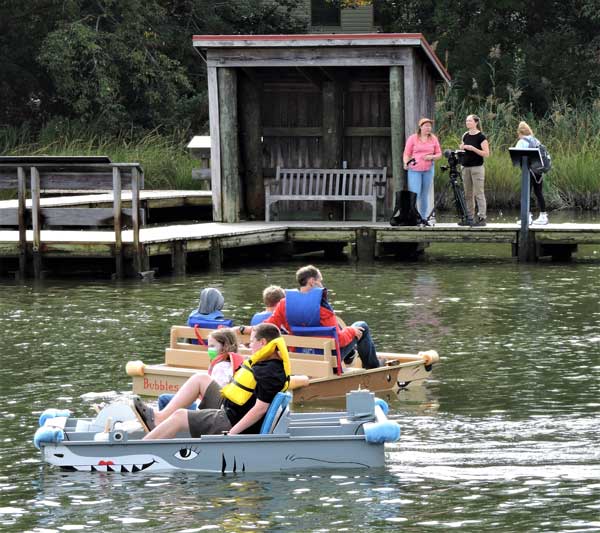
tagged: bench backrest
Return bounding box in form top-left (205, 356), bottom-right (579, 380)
top-left (274, 168), bottom-right (386, 199)
top-left (166, 325), bottom-right (338, 378)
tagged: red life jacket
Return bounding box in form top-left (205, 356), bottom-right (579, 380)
top-left (208, 352), bottom-right (244, 375)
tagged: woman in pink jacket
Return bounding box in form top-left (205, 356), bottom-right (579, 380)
top-left (403, 118), bottom-right (442, 224)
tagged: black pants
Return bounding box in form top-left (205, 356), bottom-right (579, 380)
top-left (530, 171), bottom-right (546, 212)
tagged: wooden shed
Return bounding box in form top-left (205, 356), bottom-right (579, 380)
top-left (193, 33), bottom-right (450, 222)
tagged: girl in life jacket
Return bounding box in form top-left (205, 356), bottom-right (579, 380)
top-left (157, 328), bottom-right (244, 412)
top-left (206, 328), bottom-right (244, 388)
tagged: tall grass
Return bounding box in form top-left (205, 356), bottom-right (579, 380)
top-left (1, 119), bottom-right (199, 191)
top-left (2, 93), bottom-right (600, 210)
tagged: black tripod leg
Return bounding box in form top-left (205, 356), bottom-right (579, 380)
top-left (451, 180), bottom-right (469, 222)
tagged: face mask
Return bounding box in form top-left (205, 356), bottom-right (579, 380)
top-left (207, 347), bottom-right (219, 361)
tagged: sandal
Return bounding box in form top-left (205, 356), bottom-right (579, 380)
top-left (131, 397), bottom-right (156, 432)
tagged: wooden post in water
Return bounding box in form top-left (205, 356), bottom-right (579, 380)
top-left (389, 66), bottom-right (405, 194)
top-left (218, 68), bottom-right (241, 222)
top-left (209, 237), bottom-right (222, 271)
top-left (112, 167), bottom-right (123, 279)
top-left (518, 156), bottom-right (533, 262)
top-left (30, 167), bottom-right (42, 279)
top-left (239, 74), bottom-right (263, 219)
top-left (131, 166), bottom-right (146, 274)
top-left (17, 167), bottom-right (27, 278)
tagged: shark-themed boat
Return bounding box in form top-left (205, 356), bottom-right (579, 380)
top-left (34, 389), bottom-right (400, 473)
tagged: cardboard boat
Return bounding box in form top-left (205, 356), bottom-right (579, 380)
top-left (34, 389), bottom-right (400, 473)
top-left (126, 326), bottom-right (439, 403)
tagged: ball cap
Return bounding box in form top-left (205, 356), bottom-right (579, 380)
top-left (418, 117), bottom-right (433, 127)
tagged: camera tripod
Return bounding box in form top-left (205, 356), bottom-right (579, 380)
top-left (425, 163), bottom-right (470, 225)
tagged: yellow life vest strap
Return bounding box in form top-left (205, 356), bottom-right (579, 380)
top-left (248, 337), bottom-right (292, 390)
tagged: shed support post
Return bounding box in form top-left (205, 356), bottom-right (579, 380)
top-left (240, 73), bottom-right (263, 220)
top-left (389, 66), bottom-right (405, 193)
top-left (322, 80), bottom-right (343, 168)
top-left (218, 67), bottom-right (241, 222)
top-left (207, 66), bottom-right (222, 221)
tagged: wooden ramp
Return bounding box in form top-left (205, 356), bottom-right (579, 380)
top-left (2, 220), bottom-right (600, 278)
top-left (0, 190), bottom-right (211, 210)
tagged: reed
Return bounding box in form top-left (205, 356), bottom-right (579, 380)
top-left (1, 120), bottom-right (199, 190)
top-left (2, 98), bottom-right (599, 210)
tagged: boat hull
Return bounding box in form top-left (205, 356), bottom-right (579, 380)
top-left (131, 355), bottom-right (435, 403)
top-left (42, 434), bottom-right (385, 473)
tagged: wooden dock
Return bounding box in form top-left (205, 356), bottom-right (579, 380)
top-left (2, 220), bottom-right (600, 278)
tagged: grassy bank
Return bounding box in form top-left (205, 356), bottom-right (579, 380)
top-left (2, 101), bottom-right (599, 210)
top-left (1, 121), bottom-right (199, 194)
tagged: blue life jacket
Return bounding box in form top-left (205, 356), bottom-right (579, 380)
top-left (285, 288), bottom-right (323, 328)
top-left (187, 310), bottom-right (233, 329)
top-left (250, 310), bottom-right (273, 326)
top-left (284, 288), bottom-right (342, 370)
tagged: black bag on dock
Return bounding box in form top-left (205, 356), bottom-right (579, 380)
top-left (390, 191), bottom-right (422, 226)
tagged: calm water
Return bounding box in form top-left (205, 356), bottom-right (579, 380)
top-left (1, 259), bottom-right (600, 532)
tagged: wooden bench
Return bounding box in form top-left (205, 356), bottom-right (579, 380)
top-left (265, 167), bottom-right (387, 222)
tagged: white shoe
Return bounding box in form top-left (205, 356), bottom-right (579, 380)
top-left (532, 212), bottom-right (548, 225)
top-left (528, 213), bottom-right (533, 225)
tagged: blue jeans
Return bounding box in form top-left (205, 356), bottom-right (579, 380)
top-left (340, 321), bottom-right (380, 369)
top-left (408, 167), bottom-right (435, 220)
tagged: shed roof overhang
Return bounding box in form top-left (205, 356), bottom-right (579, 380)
top-left (193, 33), bottom-right (450, 84)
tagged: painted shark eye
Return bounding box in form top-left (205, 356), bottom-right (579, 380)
top-left (174, 447), bottom-right (199, 461)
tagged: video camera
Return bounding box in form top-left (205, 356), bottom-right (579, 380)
top-left (440, 149), bottom-right (465, 173)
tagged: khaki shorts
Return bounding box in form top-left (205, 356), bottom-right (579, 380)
top-left (188, 381), bottom-right (232, 437)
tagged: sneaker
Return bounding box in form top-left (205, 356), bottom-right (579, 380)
top-left (343, 349), bottom-right (357, 365)
top-left (472, 217), bottom-right (487, 227)
top-left (458, 218), bottom-right (473, 226)
top-left (532, 212), bottom-right (548, 225)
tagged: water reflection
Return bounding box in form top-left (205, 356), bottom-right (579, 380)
top-left (1, 261), bottom-right (600, 531)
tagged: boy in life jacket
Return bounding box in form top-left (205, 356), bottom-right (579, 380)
top-left (250, 285), bottom-right (285, 326)
top-left (134, 323), bottom-right (290, 439)
top-left (241, 265), bottom-right (380, 370)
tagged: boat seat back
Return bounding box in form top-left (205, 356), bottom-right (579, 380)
top-left (290, 325), bottom-right (343, 375)
top-left (260, 392), bottom-right (292, 435)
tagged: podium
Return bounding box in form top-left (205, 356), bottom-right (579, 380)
top-left (508, 147), bottom-right (544, 261)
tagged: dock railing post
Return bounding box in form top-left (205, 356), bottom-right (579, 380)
top-left (112, 166), bottom-right (123, 278)
top-left (30, 166), bottom-right (42, 278)
top-left (17, 167), bottom-right (27, 278)
top-left (131, 165), bottom-right (142, 274)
